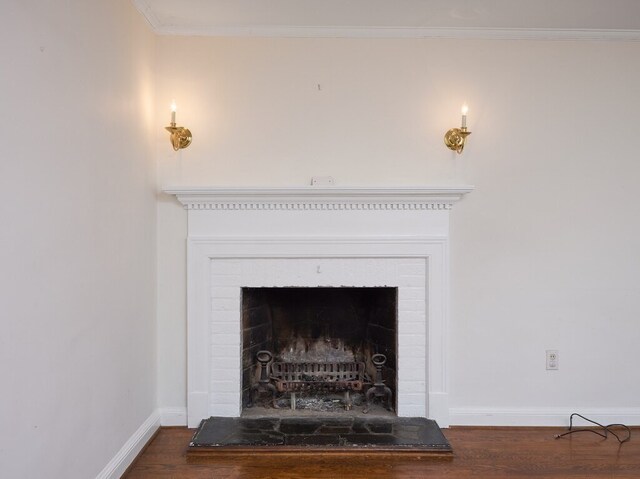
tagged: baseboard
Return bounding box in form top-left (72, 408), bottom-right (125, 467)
top-left (449, 407), bottom-right (640, 427)
top-left (428, 392), bottom-right (450, 428)
top-left (95, 410), bottom-right (161, 479)
top-left (160, 407), bottom-right (188, 426)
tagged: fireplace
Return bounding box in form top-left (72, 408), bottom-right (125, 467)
top-left (241, 287), bottom-right (397, 413)
top-left (165, 186), bottom-right (472, 427)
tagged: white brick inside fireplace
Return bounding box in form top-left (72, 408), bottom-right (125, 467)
top-left (166, 187), bottom-right (472, 428)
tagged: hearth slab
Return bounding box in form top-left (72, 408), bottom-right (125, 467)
top-left (188, 416), bottom-right (452, 457)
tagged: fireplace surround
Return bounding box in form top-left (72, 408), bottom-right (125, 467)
top-left (166, 186), bottom-right (472, 428)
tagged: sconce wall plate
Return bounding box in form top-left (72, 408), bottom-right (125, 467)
top-left (444, 127), bottom-right (471, 154)
top-left (165, 122), bottom-right (192, 151)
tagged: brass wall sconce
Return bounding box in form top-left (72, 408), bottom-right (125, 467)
top-left (166, 101), bottom-right (192, 151)
top-left (444, 104), bottom-right (471, 154)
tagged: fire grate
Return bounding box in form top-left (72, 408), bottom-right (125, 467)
top-left (249, 350), bottom-right (392, 412)
top-left (271, 361), bottom-right (365, 392)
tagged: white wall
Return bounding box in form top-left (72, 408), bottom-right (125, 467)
top-left (156, 37), bottom-right (640, 423)
top-left (0, 2), bottom-right (157, 477)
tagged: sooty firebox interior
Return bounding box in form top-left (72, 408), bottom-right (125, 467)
top-left (241, 287), bottom-right (397, 415)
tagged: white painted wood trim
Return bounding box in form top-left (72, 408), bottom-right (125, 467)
top-left (164, 186), bottom-right (474, 210)
top-left (188, 235), bottom-right (449, 249)
top-left (129, 9), bottom-right (640, 43)
top-left (185, 237), bottom-right (451, 427)
top-left (449, 407), bottom-right (640, 427)
top-left (131, 0), bottom-right (162, 31)
top-left (176, 27), bottom-right (640, 42)
top-left (94, 410), bottom-right (160, 479)
top-left (159, 407), bottom-right (188, 427)
top-left (165, 187), bottom-right (471, 428)
top-left (187, 240), bottom-right (213, 428)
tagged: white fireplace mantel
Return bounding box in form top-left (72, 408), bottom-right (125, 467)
top-left (165, 185), bottom-right (473, 428)
top-left (164, 186), bottom-right (473, 210)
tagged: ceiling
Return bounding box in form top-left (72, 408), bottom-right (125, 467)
top-left (133, 0), bottom-right (640, 39)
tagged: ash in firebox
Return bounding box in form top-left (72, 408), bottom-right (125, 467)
top-left (274, 393), bottom-right (365, 412)
top-left (279, 336), bottom-right (357, 363)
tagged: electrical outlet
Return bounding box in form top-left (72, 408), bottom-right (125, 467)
top-left (311, 176), bottom-right (335, 186)
top-left (546, 350), bottom-right (559, 370)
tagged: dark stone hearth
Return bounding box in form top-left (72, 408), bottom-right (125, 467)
top-left (190, 416), bottom-right (451, 453)
top-left (238, 418), bottom-right (279, 432)
top-left (284, 435), bottom-right (342, 446)
top-left (279, 418), bottom-right (321, 435)
top-left (361, 420), bottom-right (393, 434)
top-left (317, 425), bottom-right (353, 434)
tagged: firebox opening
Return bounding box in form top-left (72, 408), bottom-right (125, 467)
top-left (241, 287), bottom-right (397, 415)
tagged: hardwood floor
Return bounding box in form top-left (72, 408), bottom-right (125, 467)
top-left (123, 426), bottom-right (639, 478)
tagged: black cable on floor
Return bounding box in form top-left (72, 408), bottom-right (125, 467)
top-left (554, 413), bottom-right (631, 443)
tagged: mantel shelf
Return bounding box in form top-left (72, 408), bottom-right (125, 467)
top-left (164, 186), bottom-right (474, 211)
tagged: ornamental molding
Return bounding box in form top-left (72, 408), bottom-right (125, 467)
top-left (130, 2), bottom-right (640, 43)
top-left (163, 186), bottom-right (474, 211)
top-left (157, 27), bottom-right (640, 42)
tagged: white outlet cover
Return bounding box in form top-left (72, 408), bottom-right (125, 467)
top-left (546, 350), bottom-right (559, 370)
top-left (311, 176), bottom-right (335, 186)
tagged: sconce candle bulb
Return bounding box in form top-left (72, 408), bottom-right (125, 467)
top-left (165, 100), bottom-right (192, 151)
top-left (444, 103), bottom-right (472, 154)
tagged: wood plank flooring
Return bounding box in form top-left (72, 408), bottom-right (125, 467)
top-left (124, 426), bottom-right (639, 478)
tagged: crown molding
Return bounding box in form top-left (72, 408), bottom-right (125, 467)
top-left (132, 15), bottom-right (640, 42)
top-left (131, 0), bottom-right (162, 31)
top-left (164, 186), bottom-right (474, 211)
top-left (130, 1), bottom-right (640, 41)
